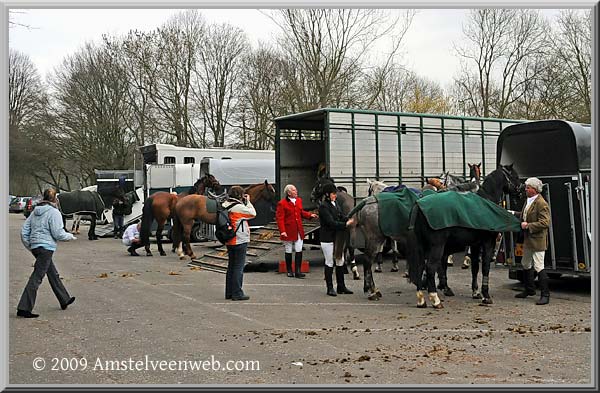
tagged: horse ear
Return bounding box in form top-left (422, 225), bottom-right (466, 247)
top-left (477, 162), bottom-right (481, 167)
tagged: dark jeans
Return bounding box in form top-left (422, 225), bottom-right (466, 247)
top-left (113, 215), bottom-right (124, 233)
top-left (17, 247), bottom-right (71, 312)
top-left (226, 243), bottom-right (248, 299)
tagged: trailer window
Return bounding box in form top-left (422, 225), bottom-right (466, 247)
top-left (184, 157), bottom-right (195, 164)
top-left (164, 156), bottom-right (176, 164)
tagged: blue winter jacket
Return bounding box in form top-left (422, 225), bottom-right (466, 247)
top-left (21, 202), bottom-right (75, 252)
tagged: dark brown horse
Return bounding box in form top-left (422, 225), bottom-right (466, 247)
top-left (140, 174), bottom-right (223, 256)
top-left (172, 195), bottom-right (218, 260)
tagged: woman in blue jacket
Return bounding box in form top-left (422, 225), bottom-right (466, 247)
top-left (17, 188), bottom-right (76, 318)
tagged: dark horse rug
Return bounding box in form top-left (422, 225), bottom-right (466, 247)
top-left (57, 190), bottom-right (105, 218)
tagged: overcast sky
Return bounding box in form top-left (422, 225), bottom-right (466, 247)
top-left (9, 7), bottom-right (566, 89)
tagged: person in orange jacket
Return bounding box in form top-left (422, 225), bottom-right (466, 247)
top-left (276, 184), bottom-right (318, 278)
top-left (223, 186), bottom-right (256, 301)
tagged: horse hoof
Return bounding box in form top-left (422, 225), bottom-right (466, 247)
top-left (433, 303), bottom-right (444, 310)
top-left (179, 255), bottom-right (187, 260)
top-left (417, 303), bottom-right (427, 309)
top-left (352, 274), bottom-right (360, 280)
top-left (368, 293), bottom-right (380, 301)
top-left (190, 254), bottom-right (197, 260)
top-left (375, 290), bottom-right (382, 298)
top-left (391, 267), bottom-right (399, 272)
top-left (146, 252), bottom-right (153, 257)
top-left (160, 251), bottom-right (167, 256)
top-left (481, 298), bottom-right (493, 305)
top-left (374, 267), bottom-right (382, 273)
top-left (443, 288), bottom-right (455, 297)
top-left (472, 292), bottom-right (483, 300)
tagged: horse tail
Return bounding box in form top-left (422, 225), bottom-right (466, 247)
top-left (347, 197), bottom-right (369, 218)
top-left (140, 196), bottom-right (154, 246)
top-left (406, 205), bottom-right (425, 286)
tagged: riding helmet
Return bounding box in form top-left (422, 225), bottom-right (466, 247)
top-left (322, 183), bottom-right (337, 195)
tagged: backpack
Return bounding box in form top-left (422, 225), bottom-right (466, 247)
top-left (215, 202), bottom-right (241, 244)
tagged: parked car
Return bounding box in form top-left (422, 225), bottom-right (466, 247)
top-left (23, 195), bottom-right (43, 218)
top-left (9, 197), bottom-right (31, 213)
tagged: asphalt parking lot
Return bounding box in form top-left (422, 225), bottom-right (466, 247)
top-left (8, 213), bottom-right (592, 386)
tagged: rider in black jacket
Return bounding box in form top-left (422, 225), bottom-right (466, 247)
top-left (318, 183), bottom-right (355, 296)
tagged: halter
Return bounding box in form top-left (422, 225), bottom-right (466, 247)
top-left (500, 166), bottom-right (521, 194)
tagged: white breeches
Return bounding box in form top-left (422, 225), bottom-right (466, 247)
top-left (521, 248), bottom-right (546, 272)
top-left (283, 238), bottom-right (303, 253)
top-left (321, 242), bottom-right (344, 267)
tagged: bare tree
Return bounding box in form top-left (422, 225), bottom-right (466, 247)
top-left (268, 9), bottom-right (415, 111)
top-left (193, 22), bottom-right (248, 147)
top-left (551, 9), bottom-right (592, 122)
top-left (453, 9), bottom-right (549, 118)
top-left (51, 42), bottom-right (133, 182)
top-left (9, 49), bottom-right (45, 128)
top-left (234, 44), bottom-right (287, 149)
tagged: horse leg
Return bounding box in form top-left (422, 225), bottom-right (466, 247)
top-left (88, 214), bottom-right (98, 240)
top-left (347, 247), bottom-right (360, 280)
top-left (437, 252), bottom-right (455, 297)
top-left (425, 246), bottom-right (444, 309)
top-left (480, 243), bottom-right (494, 305)
top-left (156, 223), bottom-right (167, 256)
top-left (390, 240), bottom-right (399, 272)
top-left (374, 252), bottom-right (383, 273)
top-left (471, 246), bottom-right (482, 299)
top-left (182, 224), bottom-right (196, 260)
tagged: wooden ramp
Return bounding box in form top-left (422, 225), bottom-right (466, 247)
top-left (187, 219), bottom-right (320, 273)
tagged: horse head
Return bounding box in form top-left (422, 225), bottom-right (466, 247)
top-left (478, 163), bottom-right (523, 203)
top-left (427, 177), bottom-right (445, 190)
top-left (194, 174), bottom-right (223, 195)
top-left (246, 180), bottom-right (276, 205)
top-left (367, 178), bottom-right (388, 196)
top-left (468, 162), bottom-right (482, 184)
top-left (311, 174), bottom-right (335, 203)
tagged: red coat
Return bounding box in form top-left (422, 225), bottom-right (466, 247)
top-left (276, 197), bottom-right (313, 241)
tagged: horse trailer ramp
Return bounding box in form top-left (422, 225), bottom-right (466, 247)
top-left (187, 219), bottom-right (320, 273)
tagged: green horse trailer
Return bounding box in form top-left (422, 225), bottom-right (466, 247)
top-left (275, 108), bottom-right (524, 206)
top-left (497, 120), bottom-right (592, 280)
top-left (274, 108), bottom-right (524, 245)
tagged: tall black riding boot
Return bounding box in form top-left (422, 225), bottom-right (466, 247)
top-left (515, 268), bottom-right (536, 298)
top-left (294, 252), bottom-right (305, 278)
top-left (336, 266), bottom-right (353, 294)
top-left (536, 270), bottom-right (550, 305)
top-left (325, 266), bottom-right (336, 296)
top-left (285, 252), bottom-right (294, 278)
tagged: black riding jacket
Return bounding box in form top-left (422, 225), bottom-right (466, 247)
top-left (318, 200), bottom-right (347, 243)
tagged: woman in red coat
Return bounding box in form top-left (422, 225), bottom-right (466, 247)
top-left (276, 184), bottom-right (318, 278)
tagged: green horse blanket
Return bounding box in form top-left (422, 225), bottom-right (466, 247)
top-left (416, 191), bottom-right (521, 232)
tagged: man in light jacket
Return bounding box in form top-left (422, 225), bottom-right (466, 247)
top-left (17, 188), bottom-right (76, 318)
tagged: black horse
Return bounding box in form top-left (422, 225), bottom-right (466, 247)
top-left (311, 174), bottom-right (360, 280)
top-left (407, 164), bottom-right (523, 308)
top-left (57, 190), bottom-right (105, 240)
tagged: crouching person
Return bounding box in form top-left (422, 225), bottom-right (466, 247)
top-left (318, 183), bottom-right (355, 296)
top-left (122, 222), bottom-right (143, 256)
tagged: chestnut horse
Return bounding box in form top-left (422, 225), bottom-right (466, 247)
top-left (172, 195), bottom-right (218, 260)
top-left (245, 180), bottom-right (276, 205)
top-left (140, 174), bottom-right (223, 256)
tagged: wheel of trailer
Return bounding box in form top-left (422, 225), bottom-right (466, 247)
top-left (190, 223), bottom-right (203, 243)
